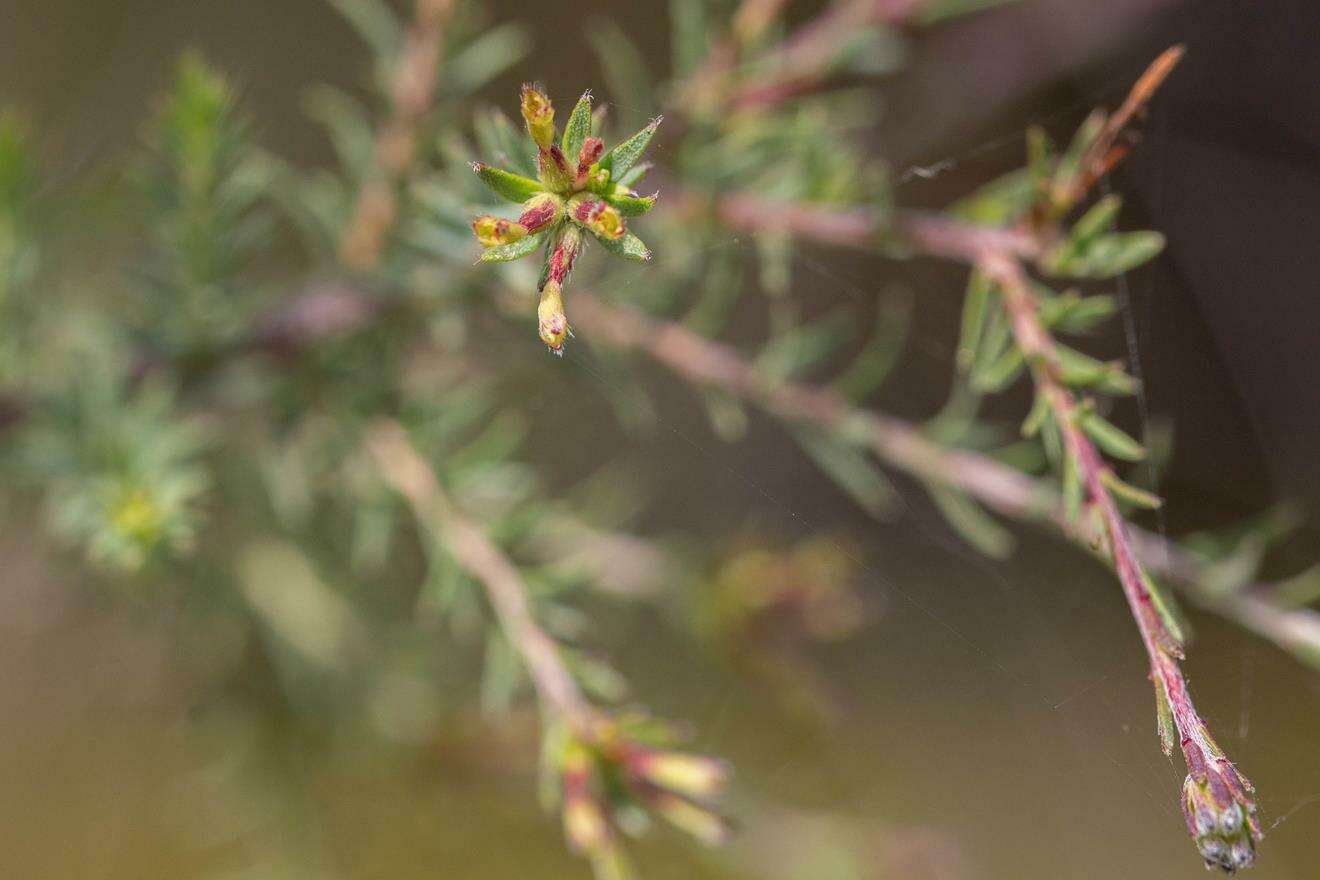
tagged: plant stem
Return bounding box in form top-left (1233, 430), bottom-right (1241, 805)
top-left (366, 419), bottom-right (594, 731)
top-left (340, 0), bottom-right (454, 271)
top-left (569, 292), bottom-right (1320, 667)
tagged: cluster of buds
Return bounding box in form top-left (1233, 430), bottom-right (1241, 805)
top-left (470, 84), bottom-right (661, 355)
top-left (554, 712), bottom-right (730, 877)
top-left (1181, 736), bottom-right (1261, 872)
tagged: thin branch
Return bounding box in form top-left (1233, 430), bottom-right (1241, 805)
top-left (569, 292), bottom-right (1320, 668)
top-left (339, 0), bottom-right (454, 271)
top-left (977, 247), bottom-right (1258, 868)
top-left (366, 419), bottom-right (594, 730)
top-left (670, 190), bottom-right (1039, 259)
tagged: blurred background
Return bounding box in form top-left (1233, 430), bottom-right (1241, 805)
top-left (1, 0), bottom-right (1318, 878)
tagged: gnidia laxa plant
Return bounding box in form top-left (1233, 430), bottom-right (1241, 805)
top-left (3, 1), bottom-right (1318, 878)
top-left (470, 85), bottom-right (659, 354)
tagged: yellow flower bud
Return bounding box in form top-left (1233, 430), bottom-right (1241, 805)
top-left (572, 199), bottom-right (626, 241)
top-left (471, 215), bottom-right (527, 248)
top-left (538, 280), bottom-right (570, 354)
top-left (632, 750), bottom-right (728, 800)
top-left (520, 83), bottom-right (556, 150)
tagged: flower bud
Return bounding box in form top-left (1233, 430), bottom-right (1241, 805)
top-left (1181, 755), bottom-right (1260, 873)
top-left (647, 791), bottom-right (731, 847)
top-left (471, 215), bottom-right (527, 248)
top-left (572, 199), bottom-right (626, 240)
top-left (627, 749), bottom-right (728, 800)
top-left (517, 193), bottom-right (562, 235)
top-left (544, 226), bottom-right (582, 290)
top-left (575, 136), bottom-right (605, 188)
top-left (520, 83), bottom-right (555, 150)
top-left (538, 280), bottom-right (569, 355)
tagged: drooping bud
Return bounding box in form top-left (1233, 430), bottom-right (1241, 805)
top-left (572, 199), bottom-right (626, 241)
top-left (517, 192), bottom-right (562, 235)
top-left (520, 83), bottom-right (555, 150)
top-left (626, 749), bottom-right (729, 800)
top-left (471, 215), bottom-right (527, 248)
top-left (1180, 741), bottom-right (1260, 873)
top-left (575, 136), bottom-right (605, 188)
top-left (538, 280), bottom-right (570, 355)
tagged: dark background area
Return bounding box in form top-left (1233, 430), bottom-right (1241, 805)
top-left (1, 1), bottom-right (1318, 878)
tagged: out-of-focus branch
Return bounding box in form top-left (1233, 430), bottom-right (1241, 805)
top-left (569, 292), bottom-right (1320, 670)
top-left (677, 0), bottom-right (925, 117)
top-left (339, 0), bottom-right (454, 271)
top-left (366, 419), bottom-right (594, 730)
top-left (670, 189), bottom-right (1039, 259)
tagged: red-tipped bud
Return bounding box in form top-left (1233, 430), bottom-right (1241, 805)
top-left (572, 199), bottom-right (626, 241)
top-left (471, 215), bottom-right (528, 248)
top-left (1181, 752), bottom-right (1260, 872)
top-left (575, 136), bottom-right (605, 187)
top-left (544, 226), bottom-right (582, 290)
top-left (520, 83), bottom-right (555, 150)
top-left (517, 193), bottom-right (562, 234)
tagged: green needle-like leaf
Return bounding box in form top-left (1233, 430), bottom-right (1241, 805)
top-left (596, 231), bottom-right (651, 262)
top-left (478, 232), bottom-right (544, 263)
top-left (472, 162), bottom-right (543, 204)
top-left (601, 118), bottom-right (661, 181)
top-left (605, 190), bottom-right (657, 217)
top-left (1081, 413), bottom-right (1146, 461)
top-left (561, 91), bottom-right (594, 159)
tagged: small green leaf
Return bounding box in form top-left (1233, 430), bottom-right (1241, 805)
top-left (701, 389), bottom-right (748, 442)
top-left (1022, 390), bottom-right (1050, 438)
top-left (605, 189), bottom-right (657, 217)
top-left (475, 108), bottom-right (537, 178)
top-left (1062, 449), bottom-right (1083, 523)
top-left (478, 232), bottom-right (544, 263)
top-left (1041, 415), bottom-right (1064, 468)
top-left (1053, 346), bottom-right (1137, 395)
top-left (756, 311), bottom-right (853, 383)
top-left (1153, 676), bottom-right (1175, 756)
top-left (929, 486), bottom-right (1014, 558)
top-left (970, 305), bottom-right (1012, 382)
top-left (561, 91), bottom-right (594, 159)
top-left (471, 162), bottom-right (543, 204)
top-left (670, 0), bottom-right (710, 76)
top-left (587, 19), bottom-right (654, 126)
top-left (951, 168), bottom-right (1034, 226)
top-left (1051, 110), bottom-right (1104, 201)
top-left (971, 346), bottom-right (1025, 393)
top-left (1026, 125), bottom-right (1054, 196)
top-left (1081, 413), bottom-right (1145, 461)
top-left (834, 295), bottom-right (911, 402)
top-left (1143, 572), bottom-right (1188, 649)
top-left (1046, 231), bottom-right (1166, 279)
top-left (596, 230), bottom-right (651, 262)
top-left (1102, 471), bottom-right (1164, 509)
top-left (796, 430), bottom-right (898, 520)
top-left (601, 118), bottom-right (661, 181)
top-left (1040, 290), bottom-right (1118, 335)
top-left (957, 270), bottom-right (994, 372)
top-left (1072, 194), bottom-right (1122, 241)
top-left (616, 161), bottom-right (653, 189)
